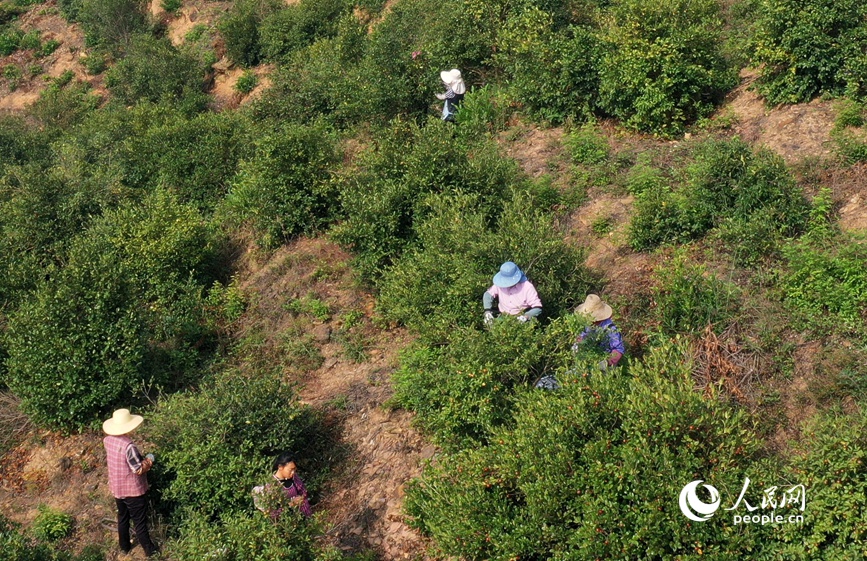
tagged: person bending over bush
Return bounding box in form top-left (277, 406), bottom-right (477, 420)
top-left (573, 293), bottom-right (624, 369)
top-left (253, 452), bottom-right (312, 518)
top-left (483, 261), bottom-right (542, 326)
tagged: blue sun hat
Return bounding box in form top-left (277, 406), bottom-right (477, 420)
top-left (493, 261), bottom-right (526, 288)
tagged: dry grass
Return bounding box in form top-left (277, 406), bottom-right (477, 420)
top-left (0, 392), bottom-right (32, 457)
top-left (692, 324), bottom-right (759, 403)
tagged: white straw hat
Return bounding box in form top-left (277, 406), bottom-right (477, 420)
top-left (103, 408), bottom-right (144, 436)
top-left (575, 294), bottom-right (613, 321)
top-left (440, 68), bottom-right (465, 94)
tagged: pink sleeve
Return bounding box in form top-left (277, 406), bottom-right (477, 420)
top-left (524, 282), bottom-right (542, 308)
top-left (487, 285), bottom-right (499, 297)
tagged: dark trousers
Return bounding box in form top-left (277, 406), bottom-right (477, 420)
top-left (116, 494), bottom-right (157, 556)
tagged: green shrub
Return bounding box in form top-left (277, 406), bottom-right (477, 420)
top-left (0, 116), bottom-right (50, 174)
top-left (378, 191), bottom-right (592, 341)
top-left (835, 100), bottom-right (865, 129)
top-left (161, 0), bottom-right (181, 13)
top-left (598, 0), bottom-right (736, 136)
top-left (832, 128), bottom-right (867, 164)
top-left (781, 236), bottom-right (867, 334)
top-left (29, 79), bottom-right (100, 130)
top-left (623, 161), bottom-right (667, 195)
top-left (122, 110), bottom-right (253, 207)
top-left (144, 368), bottom-right (316, 519)
top-left (78, 0), bottom-right (148, 51)
top-left (167, 508), bottom-right (328, 561)
top-left (652, 250), bottom-right (739, 335)
top-left (774, 409), bottom-right (867, 558)
top-left (251, 17), bottom-right (367, 126)
top-left (4, 190), bottom-right (221, 428)
top-left (39, 39), bottom-right (60, 57)
top-left (0, 515), bottom-right (61, 561)
top-left (565, 124), bottom-right (610, 165)
top-left (752, 0), bottom-right (867, 104)
top-left (405, 338), bottom-right (765, 559)
top-left (0, 163), bottom-right (113, 306)
top-left (495, 7), bottom-right (600, 124)
top-left (3, 63), bottom-right (21, 90)
top-left (454, 84), bottom-right (513, 138)
top-left (628, 138), bottom-right (809, 256)
top-left (218, 0), bottom-right (280, 67)
top-left (333, 120), bottom-right (521, 278)
top-left (18, 29), bottom-right (40, 50)
top-left (31, 506), bottom-right (74, 542)
top-left (393, 320), bottom-right (547, 449)
top-left (221, 121), bottom-right (339, 249)
top-left (235, 69), bottom-right (258, 94)
top-left (105, 34), bottom-right (207, 109)
top-left (0, 25), bottom-right (23, 55)
top-left (259, 0), bottom-right (350, 63)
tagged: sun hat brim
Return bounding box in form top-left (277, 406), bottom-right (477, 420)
top-left (103, 410), bottom-right (144, 436)
top-left (493, 270), bottom-right (525, 288)
top-left (575, 295), bottom-right (613, 321)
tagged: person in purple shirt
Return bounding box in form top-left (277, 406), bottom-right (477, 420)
top-left (254, 452), bottom-right (312, 518)
top-left (483, 261), bottom-right (543, 326)
top-left (574, 294), bottom-right (625, 369)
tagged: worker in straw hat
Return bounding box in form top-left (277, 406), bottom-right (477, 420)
top-left (573, 294), bottom-right (624, 370)
top-left (483, 261), bottom-right (542, 326)
top-left (435, 68), bottom-right (466, 122)
top-left (103, 408), bottom-right (158, 557)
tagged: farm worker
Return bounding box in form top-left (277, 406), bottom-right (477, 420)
top-left (102, 408), bottom-right (158, 557)
top-left (435, 68), bottom-right (465, 122)
top-left (573, 294), bottom-right (624, 369)
top-left (483, 261), bottom-right (542, 326)
top-left (253, 452), bottom-right (312, 518)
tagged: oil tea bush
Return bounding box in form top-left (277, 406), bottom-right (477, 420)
top-left (221, 122), bottom-right (340, 249)
top-left (598, 0), bottom-right (736, 136)
top-left (105, 34), bottom-right (208, 109)
top-left (781, 236), bottom-right (867, 334)
top-left (78, 0), bottom-right (147, 52)
top-left (495, 7), bottom-right (599, 124)
top-left (752, 0), bottom-right (867, 104)
top-left (378, 191), bottom-right (592, 341)
top-left (774, 408), bottom-right (867, 558)
top-left (145, 368), bottom-right (316, 519)
top-left (259, 0), bottom-right (351, 63)
top-left (652, 250), bottom-right (739, 335)
top-left (628, 138), bottom-right (809, 255)
top-left (167, 509), bottom-right (328, 561)
top-left (218, 0), bottom-right (280, 67)
top-left (393, 320), bottom-right (547, 449)
top-left (4, 190), bottom-right (221, 428)
top-left (32, 506), bottom-right (74, 542)
top-left (405, 338), bottom-right (766, 559)
top-left (333, 120), bottom-right (521, 278)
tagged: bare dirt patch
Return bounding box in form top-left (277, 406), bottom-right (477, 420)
top-left (0, 3), bottom-right (106, 112)
top-left (728, 69), bottom-right (836, 163)
top-left (234, 237), bottom-right (430, 559)
top-left (500, 124), bottom-right (567, 180)
top-left (211, 61), bottom-right (273, 109)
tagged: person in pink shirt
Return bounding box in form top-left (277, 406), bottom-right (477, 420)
top-left (482, 261), bottom-right (542, 325)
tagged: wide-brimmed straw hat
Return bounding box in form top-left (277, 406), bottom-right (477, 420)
top-left (575, 294), bottom-right (612, 321)
top-left (440, 68), bottom-right (466, 94)
top-left (493, 261), bottom-right (526, 288)
top-left (103, 408), bottom-right (144, 436)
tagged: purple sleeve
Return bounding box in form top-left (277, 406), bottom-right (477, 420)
top-left (126, 443), bottom-right (144, 474)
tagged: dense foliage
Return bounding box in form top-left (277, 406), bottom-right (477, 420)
top-left (752, 0), bottom-right (867, 104)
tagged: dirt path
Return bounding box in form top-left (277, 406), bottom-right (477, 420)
top-left (236, 238), bottom-right (431, 559)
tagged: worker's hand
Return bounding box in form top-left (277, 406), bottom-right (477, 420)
top-left (290, 496), bottom-right (304, 507)
top-left (571, 343), bottom-right (580, 352)
top-left (598, 359), bottom-right (609, 371)
top-left (483, 310), bottom-right (494, 326)
top-left (435, 93), bottom-right (446, 100)
top-left (517, 315), bottom-right (529, 323)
